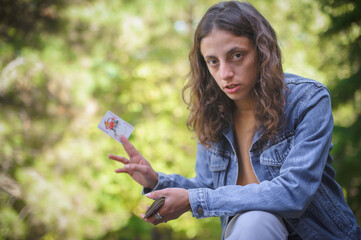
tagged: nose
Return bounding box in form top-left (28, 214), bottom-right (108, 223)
top-left (220, 62), bottom-right (233, 81)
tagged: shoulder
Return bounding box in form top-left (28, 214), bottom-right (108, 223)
top-left (284, 73), bottom-right (331, 104)
top-left (284, 73), bottom-right (329, 93)
top-left (282, 73), bottom-right (333, 130)
top-left (284, 73), bottom-right (328, 90)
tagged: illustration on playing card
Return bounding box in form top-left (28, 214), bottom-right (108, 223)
top-left (104, 117), bottom-right (119, 136)
top-left (98, 111), bottom-right (134, 143)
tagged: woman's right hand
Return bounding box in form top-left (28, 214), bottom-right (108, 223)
top-left (108, 136), bottom-right (158, 189)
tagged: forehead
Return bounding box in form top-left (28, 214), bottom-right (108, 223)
top-left (200, 29), bottom-right (253, 56)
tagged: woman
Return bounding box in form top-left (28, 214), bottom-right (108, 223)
top-left (108, 1), bottom-right (361, 239)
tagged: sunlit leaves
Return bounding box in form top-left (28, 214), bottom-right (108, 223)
top-left (1, 0), bottom-right (360, 238)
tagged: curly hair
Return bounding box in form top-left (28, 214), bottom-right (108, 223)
top-left (183, 1), bottom-right (286, 147)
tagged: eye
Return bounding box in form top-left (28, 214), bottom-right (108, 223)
top-left (232, 52), bottom-right (243, 60)
top-left (206, 58), bottom-right (218, 66)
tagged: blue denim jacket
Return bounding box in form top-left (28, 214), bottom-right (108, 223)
top-left (148, 73), bottom-right (361, 240)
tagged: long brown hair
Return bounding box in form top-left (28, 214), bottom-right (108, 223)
top-left (183, 1), bottom-right (285, 147)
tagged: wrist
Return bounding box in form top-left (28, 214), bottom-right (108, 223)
top-left (185, 190), bottom-right (191, 211)
top-left (147, 172), bottom-right (159, 189)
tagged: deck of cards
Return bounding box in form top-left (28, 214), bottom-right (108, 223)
top-left (98, 111), bottom-right (134, 143)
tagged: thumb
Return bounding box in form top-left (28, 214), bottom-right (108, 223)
top-left (145, 189), bottom-right (167, 200)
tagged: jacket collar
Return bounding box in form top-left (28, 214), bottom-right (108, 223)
top-left (222, 123), bottom-right (266, 153)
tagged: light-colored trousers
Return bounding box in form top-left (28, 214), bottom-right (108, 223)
top-left (224, 211), bottom-right (289, 240)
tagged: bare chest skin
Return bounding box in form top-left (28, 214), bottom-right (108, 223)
top-left (233, 111), bottom-right (259, 186)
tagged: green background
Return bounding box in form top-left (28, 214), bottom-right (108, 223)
top-left (0, 0), bottom-right (360, 239)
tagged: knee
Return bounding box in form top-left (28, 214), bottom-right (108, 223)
top-left (237, 211), bottom-right (278, 232)
top-left (242, 211), bottom-right (279, 227)
top-left (225, 211), bottom-right (288, 240)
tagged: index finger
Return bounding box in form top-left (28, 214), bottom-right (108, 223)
top-left (120, 135), bottom-right (140, 158)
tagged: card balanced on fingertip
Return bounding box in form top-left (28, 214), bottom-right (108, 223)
top-left (98, 111), bottom-right (134, 143)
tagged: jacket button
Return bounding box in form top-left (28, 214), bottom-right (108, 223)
top-left (197, 206), bottom-right (204, 216)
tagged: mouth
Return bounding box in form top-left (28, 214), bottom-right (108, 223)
top-left (225, 84), bottom-right (239, 89)
top-left (224, 84), bottom-right (241, 94)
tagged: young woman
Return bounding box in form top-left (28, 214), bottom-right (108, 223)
top-left (108, 1), bottom-right (361, 239)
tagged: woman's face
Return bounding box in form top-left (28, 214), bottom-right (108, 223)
top-left (200, 29), bottom-right (258, 108)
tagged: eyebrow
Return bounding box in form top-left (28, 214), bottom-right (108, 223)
top-left (203, 47), bottom-right (248, 59)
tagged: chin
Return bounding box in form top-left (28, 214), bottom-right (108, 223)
top-left (227, 94), bottom-right (245, 101)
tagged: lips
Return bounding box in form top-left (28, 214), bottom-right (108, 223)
top-left (224, 84), bottom-right (240, 93)
top-left (226, 84), bottom-right (239, 89)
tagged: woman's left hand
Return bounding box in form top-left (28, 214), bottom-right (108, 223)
top-left (142, 188), bottom-right (191, 225)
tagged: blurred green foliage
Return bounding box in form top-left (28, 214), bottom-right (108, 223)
top-left (0, 0), bottom-right (359, 239)
top-left (317, 0), bottom-right (361, 222)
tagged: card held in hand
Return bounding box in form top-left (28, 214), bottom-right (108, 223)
top-left (98, 111), bottom-right (134, 143)
top-left (144, 197), bottom-right (165, 219)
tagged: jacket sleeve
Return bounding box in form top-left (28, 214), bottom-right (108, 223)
top-left (188, 84), bottom-right (334, 219)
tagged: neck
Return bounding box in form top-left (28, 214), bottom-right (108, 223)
top-left (234, 107), bottom-right (255, 122)
top-left (233, 99), bottom-right (256, 127)
top-left (234, 97), bottom-right (255, 113)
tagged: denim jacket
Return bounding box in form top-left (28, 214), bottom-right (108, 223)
top-left (147, 73), bottom-right (361, 240)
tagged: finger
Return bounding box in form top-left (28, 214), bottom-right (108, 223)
top-left (114, 167), bottom-right (131, 174)
top-left (120, 136), bottom-right (140, 158)
top-left (143, 216), bottom-right (155, 224)
top-left (145, 189), bottom-right (168, 200)
top-left (122, 164), bottom-right (149, 174)
top-left (153, 212), bottom-right (165, 225)
top-left (108, 154), bottom-right (130, 164)
top-left (143, 213), bottom-right (163, 225)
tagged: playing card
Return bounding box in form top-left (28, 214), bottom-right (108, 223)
top-left (98, 111), bottom-right (134, 143)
